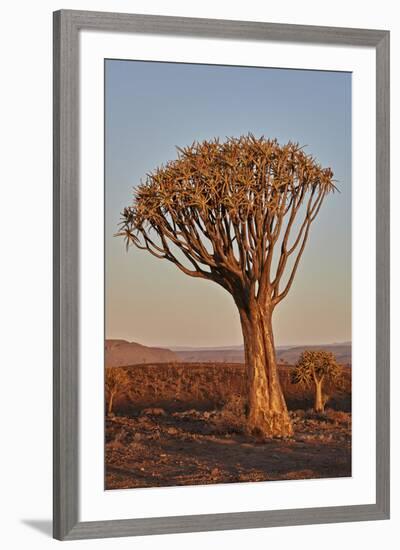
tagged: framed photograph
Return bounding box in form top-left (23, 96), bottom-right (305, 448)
top-left (53, 9), bottom-right (390, 540)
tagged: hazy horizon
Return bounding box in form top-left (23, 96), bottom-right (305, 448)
top-left (105, 60), bottom-right (351, 348)
top-left (106, 338), bottom-right (352, 350)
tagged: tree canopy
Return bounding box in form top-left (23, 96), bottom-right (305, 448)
top-left (292, 350), bottom-right (342, 387)
top-left (117, 134), bottom-right (335, 306)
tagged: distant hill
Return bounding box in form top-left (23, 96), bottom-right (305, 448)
top-left (105, 340), bottom-right (179, 367)
top-left (106, 339), bottom-right (351, 367)
top-left (175, 342), bottom-right (351, 366)
top-left (276, 343), bottom-right (351, 365)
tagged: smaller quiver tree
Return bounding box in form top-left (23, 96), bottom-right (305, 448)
top-left (105, 367), bottom-right (129, 416)
top-left (292, 350), bottom-right (342, 413)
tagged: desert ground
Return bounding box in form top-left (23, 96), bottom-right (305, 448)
top-left (105, 362), bottom-right (351, 489)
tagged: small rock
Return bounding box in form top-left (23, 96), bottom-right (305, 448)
top-left (141, 407), bottom-right (166, 417)
top-left (166, 427), bottom-right (178, 435)
top-left (138, 416), bottom-right (151, 425)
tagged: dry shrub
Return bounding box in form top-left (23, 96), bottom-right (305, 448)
top-left (224, 393), bottom-right (246, 417)
top-left (324, 409), bottom-right (351, 426)
top-left (108, 362), bottom-right (351, 417)
top-left (211, 394), bottom-right (247, 433)
top-left (301, 408), bottom-right (351, 427)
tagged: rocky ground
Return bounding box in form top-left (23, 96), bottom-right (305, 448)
top-left (105, 407), bottom-right (351, 489)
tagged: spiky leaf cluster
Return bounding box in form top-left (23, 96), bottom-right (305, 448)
top-left (118, 134), bottom-right (335, 306)
top-left (291, 350), bottom-right (343, 387)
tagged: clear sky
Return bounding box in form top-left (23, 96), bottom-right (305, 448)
top-left (105, 60), bottom-right (351, 348)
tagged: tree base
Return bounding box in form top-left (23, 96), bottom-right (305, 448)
top-left (247, 409), bottom-right (293, 439)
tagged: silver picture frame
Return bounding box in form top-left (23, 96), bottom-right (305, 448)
top-left (53, 9), bottom-right (390, 540)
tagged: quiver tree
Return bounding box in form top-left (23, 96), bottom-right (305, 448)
top-left (292, 350), bottom-right (343, 413)
top-left (118, 135), bottom-right (335, 437)
top-left (105, 367), bottom-right (128, 416)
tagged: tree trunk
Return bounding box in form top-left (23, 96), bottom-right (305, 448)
top-left (239, 303), bottom-right (293, 438)
top-left (108, 391), bottom-right (115, 416)
top-left (314, 379), bottom-right (324, 413)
